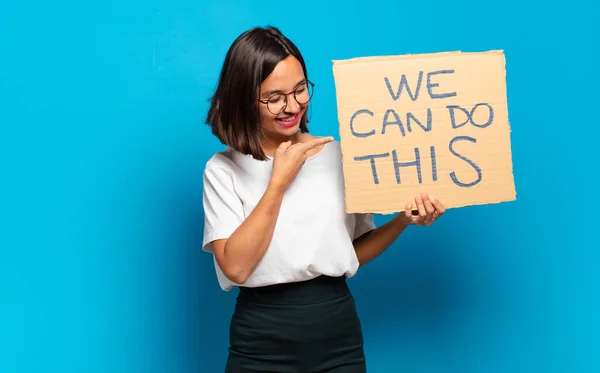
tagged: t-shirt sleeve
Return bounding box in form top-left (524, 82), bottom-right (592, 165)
top-left (202, 165), bottom-right (245, 253)
top-left (353, 213), bottom-right (376, 240)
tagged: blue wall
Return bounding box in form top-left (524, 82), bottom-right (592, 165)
top-left (1, 1), bottom-right (598, 372)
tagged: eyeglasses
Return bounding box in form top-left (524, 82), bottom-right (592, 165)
top-left (257, 80), bottom-right (314, 115)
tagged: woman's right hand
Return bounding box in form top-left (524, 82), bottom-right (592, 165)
top-left (269, 136), bottom-right (334, 191)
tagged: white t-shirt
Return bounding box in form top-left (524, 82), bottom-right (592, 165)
top-left (202, 140), bottom-right (376, 291)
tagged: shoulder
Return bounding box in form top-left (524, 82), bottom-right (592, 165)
top-left (204, 146), bottom-right (252, 175)
top-left (328, 139), bottom-right (342, 155)
top-left (205, 148), bottom-right (236, 169)
top-left (203, 147), bottom-right (269, 185)
top-left (202, 149), bottom-right (240, 183)
top-left (320, 138), bottom-right (342, 162)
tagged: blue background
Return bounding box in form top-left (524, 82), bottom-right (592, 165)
top-left (1, 0), bottom-right (598, 372)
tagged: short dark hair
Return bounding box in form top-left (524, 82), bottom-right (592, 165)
top-left (206, 26), bottom-right (310, 161)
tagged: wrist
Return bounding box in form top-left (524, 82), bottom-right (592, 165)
top-left (393, 213), bottom-right (410, 228)
top-left (266, 179), bottom-right (287, 197)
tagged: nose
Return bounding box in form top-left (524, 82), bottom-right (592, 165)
top-left (284, 95), bottom-right (301, 113)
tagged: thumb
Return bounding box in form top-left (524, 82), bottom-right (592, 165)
top-left (277, 140), bottom-right (292, 152)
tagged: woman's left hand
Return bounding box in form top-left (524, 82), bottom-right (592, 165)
top-left (397, 192), bottom-right (446, 227)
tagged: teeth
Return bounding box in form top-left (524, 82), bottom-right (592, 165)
top-left (278, 114), bottom-right (295, 122)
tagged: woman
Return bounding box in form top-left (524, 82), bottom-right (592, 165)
top-left (202, 26), bottom-right (446, 373)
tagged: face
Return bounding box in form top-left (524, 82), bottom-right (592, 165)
top-left (258, 56), bottom-right (309, 140)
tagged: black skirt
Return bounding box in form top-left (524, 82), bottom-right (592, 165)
top-left (225, 275), bottom-right (367, 373)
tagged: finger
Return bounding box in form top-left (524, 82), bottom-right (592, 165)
top-left (421, 192), bottom-right (435, 225)
top-left (296, 136), bottom-right (334, 153)
top-left (415, 194), bottom-right (427, 224)
top-left (430, 195), bottom-right (446, 216)
top-left (404, 201), bottom-right (413, 220)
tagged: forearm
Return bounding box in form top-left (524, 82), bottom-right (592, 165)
top-left (353, 215), bottom-right (408, 266)
top-left (219, 183), bottom-right (285, 282)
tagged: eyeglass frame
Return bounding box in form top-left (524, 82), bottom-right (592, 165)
top-left (257, 80), bottom-right (315, 115)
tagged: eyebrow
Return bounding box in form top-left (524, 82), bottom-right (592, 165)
top-left (261, 79), bottom-right (306, 97)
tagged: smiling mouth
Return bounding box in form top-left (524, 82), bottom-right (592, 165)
top-left (276, 112), bottom-right (298, 122)
top-left (275, 112), bottom-right (300, 127)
